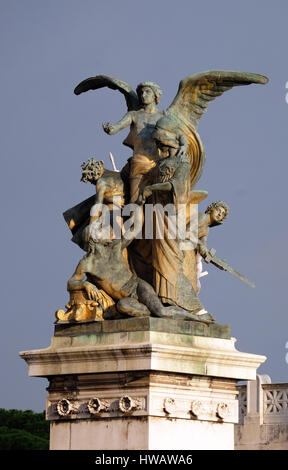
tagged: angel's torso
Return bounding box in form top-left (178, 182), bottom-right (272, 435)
top-left (129, 110), bottom-right (163, 159)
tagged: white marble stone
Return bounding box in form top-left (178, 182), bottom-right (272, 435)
top-left (235, 376), bottom-right (288, 450)
top-left (20, 331), bottom-right (265, 381)
top-left (20, 322), bottom-right (266, 450)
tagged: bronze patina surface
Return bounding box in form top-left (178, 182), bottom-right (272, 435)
top-left (55, 70), bottom-right (268, 325)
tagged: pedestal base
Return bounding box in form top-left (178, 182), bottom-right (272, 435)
top-left (20, 318), bottom-right (266, 450)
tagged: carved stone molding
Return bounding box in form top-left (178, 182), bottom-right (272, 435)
top-left (56, 398), bottom-right (78, 416)
top-left (20, 331), bottom-right (266, 381)
top-left (216, 402), bottom-right (231, 420)
top-left (119, 396), bottom-right (142, 414)
top-left (190, 400), bottom-right (233, 421)
top-left (190, 400), bottom-right (205, 418)
top-left (88, 397), bottom-right (110, 415)
top-left (163, 397), bottom-right (177, 414)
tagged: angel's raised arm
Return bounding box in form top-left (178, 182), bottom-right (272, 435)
top-left (102, 111), bottom-right (135, 135)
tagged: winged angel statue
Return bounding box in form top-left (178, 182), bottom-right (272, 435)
top-left (74, 71), bottom-right (267, 200)
top-left (57, 71), bottom-right (268, 323)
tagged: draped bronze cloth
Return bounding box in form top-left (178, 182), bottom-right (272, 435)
top-left (129, 153), bottom-right (156, 203)
top-left (151, 153), bottom-right (203, 313)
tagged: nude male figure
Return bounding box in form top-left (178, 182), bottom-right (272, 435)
top-left (67, 206), bottom-right (213, 322)
top-left (103, 82), bottom-right (164, 202)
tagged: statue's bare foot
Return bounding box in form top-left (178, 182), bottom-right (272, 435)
top-left (157, 305), bottom-right (215, 322)
top-left (194, 312), bottom-right (215, 322)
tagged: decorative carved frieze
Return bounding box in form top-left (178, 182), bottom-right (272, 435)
top-left (48, 393), bottom-right (146, 420)
top-left (88, 397), bottom-right (110, 415)
top-left (190, 400), bottom-right (205, 418)
top-left (49, 393), bottom-right (237, 423)
top-left (216, 402), bottom-right (231, 420)
top-left (190, 400), bottom-right (233, 421)
top-left (56, 398), bottom-right (78, 416)
top-left (163, 397), bottom-right (177, 414)
top-left (119, 395), bottom-right (142, 413)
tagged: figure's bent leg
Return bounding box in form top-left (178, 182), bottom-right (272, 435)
top-left (137, 279), bottom-right (213, 321)
top-left (137, 279), bottom-right (168, 316)
top-left (116, 297), bottom-right (150, 317)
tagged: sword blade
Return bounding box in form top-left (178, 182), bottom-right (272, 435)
top-left (210, 257), bottom-right (255, 288)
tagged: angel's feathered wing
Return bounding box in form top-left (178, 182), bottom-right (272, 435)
top-left (74, 74), bottom-right (140, 111)
top-left (168, 70), bottom-right (269, 130)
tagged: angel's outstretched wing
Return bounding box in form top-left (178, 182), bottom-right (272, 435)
top-left (74, 74), bottom-right (140, 111)
top-left (168, 70), bottom-right (269, 130)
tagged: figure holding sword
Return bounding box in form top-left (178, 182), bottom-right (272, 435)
top-left (197, 201), bottom-right (255, 289)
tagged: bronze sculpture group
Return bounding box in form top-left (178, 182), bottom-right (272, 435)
top-left (56, 71), bottom-right (268, 323)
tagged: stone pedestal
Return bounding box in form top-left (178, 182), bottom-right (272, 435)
top-left (20, 318), bottom-right (266, 450)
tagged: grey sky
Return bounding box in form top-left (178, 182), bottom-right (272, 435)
top-left (1, 0), bottom-right (287, 411)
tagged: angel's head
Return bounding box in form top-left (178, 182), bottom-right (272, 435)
top-left (205, 201), bottom-right (229, 227)
top-left (81, 158), bottom-right (104, 184)
top-left (136, 81), bottom-right (162, 105)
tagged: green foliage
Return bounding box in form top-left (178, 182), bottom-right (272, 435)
top-left (0, 409), bottom-right (49, 450)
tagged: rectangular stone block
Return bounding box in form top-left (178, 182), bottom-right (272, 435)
top-left (54, 317), bottom-right (231, 339)
top-left (20, 316), bottom-right (266, 450)
top-left (46, 371), bottom-right (238, 450)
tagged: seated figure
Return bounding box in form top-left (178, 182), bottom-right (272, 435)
top-left (56, 203), bottom-right (214, 323)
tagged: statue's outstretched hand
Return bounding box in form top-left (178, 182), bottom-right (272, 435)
top-left (102, 122), bottom-right (114, 135)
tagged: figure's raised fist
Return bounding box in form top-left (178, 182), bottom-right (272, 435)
top-left (102, 122), bottom-right (114, 135)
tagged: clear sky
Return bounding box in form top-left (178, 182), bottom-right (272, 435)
top-left (1, 0), bottom-right (287, 411)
